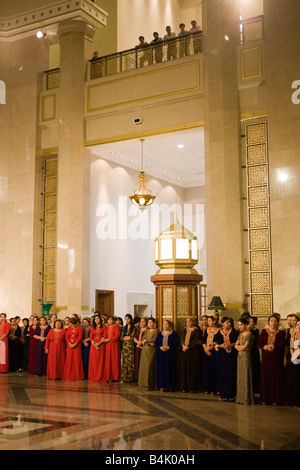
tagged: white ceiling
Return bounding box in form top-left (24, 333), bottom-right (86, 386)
top-left (88, 127), bottom-right (205, 188)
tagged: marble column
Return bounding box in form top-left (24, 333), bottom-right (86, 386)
top-left (0, 35), bottom-right (49, 316)
top-left (202, 0), bottom-right (245, 314)
top-left (56, 20), bottom-right (95, 316)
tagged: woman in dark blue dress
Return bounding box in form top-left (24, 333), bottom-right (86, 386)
top-left (202, 315), bottom-right (219, 394)
top-left (34, 316), bottom-right (51, 376)
top-left (82, 317), bottom-right (92, 379)
top-left (214, 317), bottom-right (239, 401)
top-left (155, 320), bottom-right (179, 391)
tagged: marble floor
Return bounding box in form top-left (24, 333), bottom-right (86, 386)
top-left (0, 372), bottom-right (299, 451)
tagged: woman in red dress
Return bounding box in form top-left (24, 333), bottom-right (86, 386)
top-left (45, 319), bottom-right (66, 379)
top-left (63, 317), bottom-right (84, 380)
top-left (104, 316), bottom-right (121, 382)
top-left (257, 314), bottom-right (286, 405)
top-left (0, 313), bottom-right (10, 373)
top-left (88, 314), bottom-right (107, 382)
top-left (27, 316), bottom-right (39, 374)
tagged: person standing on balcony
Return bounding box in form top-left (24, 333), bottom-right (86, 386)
top-left (163, 26), bottom-right (176, 60)
top-left (189, 20), bottom-right (202, 55)
top-left (150, 32), bottom-right (163, 63)
top-left (163, 26), bottom-right (176, 40)
top-left (135, 36), bottom-right (151, 67)
top-left (178, 23), bottom-right (189, 57)
top-left (189, 20), bottom-right (201, 33)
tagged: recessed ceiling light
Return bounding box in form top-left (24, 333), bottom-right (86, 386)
top-left (177, 144), bottom-right (184, 149)
top-left (146, 165), bottom-right (152, 169)
top-left (129, 159), bottom-right (135, 162)
top-left (163, 171), bottom-right (167, 175)
top-left (177, 177), bottom-right (182, 180)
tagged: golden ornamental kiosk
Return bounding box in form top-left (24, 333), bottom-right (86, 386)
top-left (151, 217), bottom-right (203, 336)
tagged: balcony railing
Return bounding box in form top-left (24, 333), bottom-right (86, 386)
top-left (89, 32), bottom-right (202, 80)
top-left (240, 15), bottom-right (264, 44)
top-left (44, 67), bottom-right (60, 90)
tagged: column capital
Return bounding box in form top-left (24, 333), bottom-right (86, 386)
top-left (57, 19), bottom-right (96, 42)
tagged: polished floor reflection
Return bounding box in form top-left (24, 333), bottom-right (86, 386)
top-left (0, 372), bottom-right (299, 451)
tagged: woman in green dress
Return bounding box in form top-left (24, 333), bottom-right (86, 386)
top-left (138, 317), bottom-right (158, 390)
top-left (235, 317), bottom-right (254, 405)
top-left (120, 314), bottom-right (136, 382)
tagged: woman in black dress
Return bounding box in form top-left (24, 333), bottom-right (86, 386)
top-left (180, 317), bottom-right (201, 393)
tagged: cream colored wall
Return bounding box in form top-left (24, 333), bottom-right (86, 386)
top-left (117, 0), bottom-right (202, 52)
top-left (89, 153), bottom-right (204, 316)
top-left (92, 0), bottom-right (117, 57)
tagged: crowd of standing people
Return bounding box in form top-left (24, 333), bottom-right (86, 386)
top-left (0, 310), bottom-right (299, 409)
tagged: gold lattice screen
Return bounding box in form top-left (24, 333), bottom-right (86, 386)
top-left (42, 156), bottom-right (57, 303)
top-left (245, 121), bottom-right (273, 315)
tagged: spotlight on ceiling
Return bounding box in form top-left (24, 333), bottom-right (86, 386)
top-left (36, 30), bottom-right (47, 39)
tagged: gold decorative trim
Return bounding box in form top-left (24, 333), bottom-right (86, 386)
top-left (59, 31), bottom-right (94, 42)
top-left (240, 110), bottom-right (267, 121)
top-left (225, 304), bottom-right (244, 310)
top-left (85, 121), bottom-right (204, 147)
top-left (40, 147), bottom-right (59, 156)
top-left (56, 306), bottom-right (90, 311)
top-left (87, 60), bottom-right (201, 113)
top-left (241, 46), bottom-right (262, 80)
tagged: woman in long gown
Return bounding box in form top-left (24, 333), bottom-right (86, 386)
top-left (8, 318), bottom-right (22, 372)
top-left (104, 316), bottom-right (121, 382)
top-left (202, 315), bottom-right (219, 394)
top-left (155, 320), bottom-right (179, 391)
top-left (82, 317), bottom-right (91, 379)
top-left (63, 317), bottom-right (84, 381)
top-left (19, 318), bottom-right (30, 372)
top-left (45, 319), bottom-right (66, 379)
top-left (0, 313), bottom-right (11, 373)
top-left (235, 317), bottom-right (254, 405)
top-left (214, 317), bottom-right (239, 401)
top-left (180, 317), bottom-right (201, 394)
top-left (34, 316), bottom-right (51, 376)
top-left (138, 317), bottom-right (158, 390)
top-left (290, 319), bottom-right (300, 410)
top-left (28, 316), bottom-right (39, 374)
top-left (120, 314), bottom-right (136, 383)
top-left (88, 314), bottom-right (107, 383)
top-left (257, 314), bottom-right (286, 405)
top-left (284, 314), bottom-right (298, 405)
top-left (249, 316), bottom-right (260, 394)
top-left (134, 317), bottom-right (148, 382)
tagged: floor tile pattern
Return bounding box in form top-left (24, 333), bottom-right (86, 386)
top-left (0, 373), bottom-right (299, 451)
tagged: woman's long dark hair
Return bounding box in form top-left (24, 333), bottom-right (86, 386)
top-left (92, 314), bottom-right (103, 329)
top-left (124, 313), bottom-right (134, 335)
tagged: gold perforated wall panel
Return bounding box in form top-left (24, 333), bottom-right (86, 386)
top-left (245, 121), bottom-right (273, 315)
top-left (41, 155), bottom-right (57, 303)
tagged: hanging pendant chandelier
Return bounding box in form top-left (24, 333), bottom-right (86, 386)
top-left (129, 139), bottom-right (156, 211)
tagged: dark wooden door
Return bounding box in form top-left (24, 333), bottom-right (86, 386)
top-left (95, 290), bottom-right (114, 316)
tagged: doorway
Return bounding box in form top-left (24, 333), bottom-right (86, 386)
top-left (95, 290), bottom-right (114, 316)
